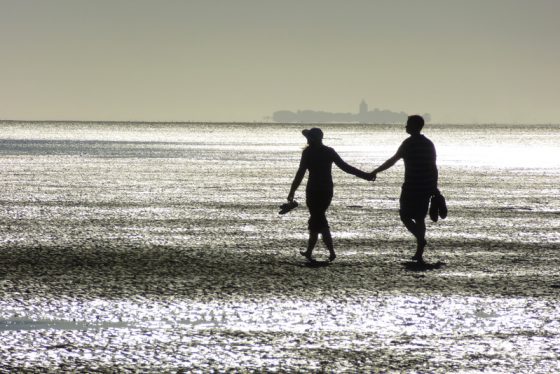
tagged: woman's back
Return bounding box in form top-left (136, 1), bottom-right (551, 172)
top-left (301, 145), bottom-right (336, 191)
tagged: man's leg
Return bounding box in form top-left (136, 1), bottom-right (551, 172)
top-left (412, 217), bottom-right (427, 262)
top-left (400, 190), bottom-right (430, 262)
top-left (399, 211), bottom-right (427, 262)
top-left (399, 211), bottom-right (421, 239)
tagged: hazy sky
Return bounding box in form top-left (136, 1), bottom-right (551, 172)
top-left (1, 0), bottom-right (559, 123)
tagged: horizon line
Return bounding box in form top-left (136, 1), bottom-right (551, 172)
top-left (1, 119), bottom-right (559, 126)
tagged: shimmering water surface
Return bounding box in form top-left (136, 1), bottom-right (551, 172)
top-left (0, 122), bottom-right (559, 372)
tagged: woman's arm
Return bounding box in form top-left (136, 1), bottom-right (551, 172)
top-left (332, 151), bottom-right (371, 180)
top-left (287, 154), bottom-right (307, 201)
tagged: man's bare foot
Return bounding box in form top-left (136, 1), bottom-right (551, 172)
top-left (411, 253), bottom-right (425, 263)
top-left (329, 252), bottom-right (337, 262)
top-left (412, 239), bottom-right (427, 262)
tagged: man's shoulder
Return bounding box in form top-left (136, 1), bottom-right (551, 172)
top-left (400, 135), bottom-right (435, 156)
top-left (421, 134), bottom-right (434, 142)
top-left (400, 136), bottom-right (414, 149)
top-left (421, 135), bottom-right (436, 149)
top-left (408, 134), bottom-right (434, 145)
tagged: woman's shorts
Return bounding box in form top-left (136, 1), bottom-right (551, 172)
top-left (306, 189), bottom-right (333, 232)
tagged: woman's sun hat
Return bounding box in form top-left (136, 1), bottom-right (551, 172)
top-left (302, 127), bottom-right (323, 142)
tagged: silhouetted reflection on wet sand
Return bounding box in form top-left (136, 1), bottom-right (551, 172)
top-left (1, 239), bottom-right (557, 299)
top-left (301, 259), bottom-right (331, 268)
top-left (402, 260), bottom-right (445, 271)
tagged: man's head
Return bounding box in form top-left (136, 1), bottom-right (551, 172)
top-left (302, 127), bottom-right (324, 145)
top-left (406, 115), bottom-right (424, 135)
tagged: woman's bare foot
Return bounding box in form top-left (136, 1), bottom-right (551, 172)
top-left (300, 250), bottom-right (313, 261)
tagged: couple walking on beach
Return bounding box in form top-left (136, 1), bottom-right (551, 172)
top-left (286, 115), bottom-right (439, 264)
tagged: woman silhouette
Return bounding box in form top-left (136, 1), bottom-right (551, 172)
top-left (287, 128), bottom-right (372, 262)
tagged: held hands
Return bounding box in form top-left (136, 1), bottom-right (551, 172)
top-left (289, 169), bottom-right (376, 200)
top-left (366, 171), bottom-right (377, 182)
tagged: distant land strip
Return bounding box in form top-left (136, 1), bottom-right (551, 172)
top-left (272, 101), bottom-right (430, 124)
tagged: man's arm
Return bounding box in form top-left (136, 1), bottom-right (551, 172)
top-left (373, 153), bottom-right (401, 174)
top-left (370, 147), bottom-right (403, 178)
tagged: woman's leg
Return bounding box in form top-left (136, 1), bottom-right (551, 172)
top-left (301, 231), bottom-right (318, 259)
top-left (305, 189), bottom-right (334, 260)
top-left (321, 228), bottom-right (336, 261)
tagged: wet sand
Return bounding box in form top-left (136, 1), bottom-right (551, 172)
top-left (1, 236), bottom-right (559, 372)
top-left (1, 122), bottom-right (559, 372)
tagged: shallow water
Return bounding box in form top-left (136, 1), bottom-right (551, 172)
top-left (0, 121), bottom-right (559, 372)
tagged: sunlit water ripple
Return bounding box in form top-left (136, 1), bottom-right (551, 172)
top-left (0, 121), bottom-right (559, 372)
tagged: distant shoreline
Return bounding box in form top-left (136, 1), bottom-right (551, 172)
top-left (1, 119), bottom-right (559, 127)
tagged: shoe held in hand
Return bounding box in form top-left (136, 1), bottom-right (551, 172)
top-left (279, 200), bottom-right (298, 215)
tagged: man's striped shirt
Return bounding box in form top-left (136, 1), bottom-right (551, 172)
top-left (397, 134), bottom-right (438, 194)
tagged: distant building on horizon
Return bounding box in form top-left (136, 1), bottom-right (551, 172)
top-left (359, 100), bottom-right (368, 116)
top-left (272, 101), bottom-right (430, 124)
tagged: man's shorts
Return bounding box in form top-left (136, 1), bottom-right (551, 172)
top-left (399, 189), bottom-right (432, 220)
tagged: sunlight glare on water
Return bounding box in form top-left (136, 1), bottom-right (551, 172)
top-left (0, 121), bottom-right (559, 372)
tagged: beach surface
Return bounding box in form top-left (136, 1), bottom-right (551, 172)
top-left (1, 122), bottom-right (559, 372)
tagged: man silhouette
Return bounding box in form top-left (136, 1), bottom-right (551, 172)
top-left (370, 115), bottom-right (438, 263)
